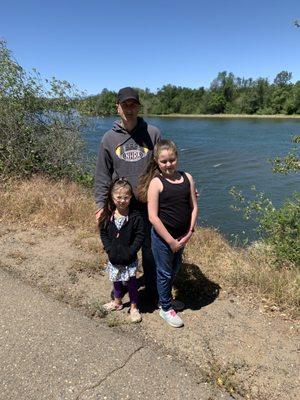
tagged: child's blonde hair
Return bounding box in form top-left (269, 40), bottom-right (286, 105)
top-left (137, 139), bottom-right (178, 202)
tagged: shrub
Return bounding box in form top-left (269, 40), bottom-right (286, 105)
top-left (230, 187), bottom-right (300, 268)
top-left (270, 135), bottom-right (300, 174)
top-left (0, 40), bottom-right (92, 183)
top-left (230, 135), bottom-right (299, 268)
top-left (260, 194), bottom-right (300, 267)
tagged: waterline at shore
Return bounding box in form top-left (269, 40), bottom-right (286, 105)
top-left (146, 113), bottom-right (300, 119)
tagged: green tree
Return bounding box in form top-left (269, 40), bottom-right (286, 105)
top-left (155, 84), bottom-right (181, 114)
top-left (268, 71), bottom-right (293, 114)
top-left (0, 40), bottom-right (91, 184)
top-left (138, 88), bottom-right (154, 115)
top-left (274, 71), bottom-right (292, 87)
top-left (204, 92), bottom-right (227, 114)
top-left (254, 78), bottom-right (271, 114)
top-left (95, 89), bottom-right (116, 115)
top-left (210, 71), bottom-right (236, 104)
top-left (74, 71), bottom-right (300, 117)
top-left (284, 81), bottom-right (300, 114)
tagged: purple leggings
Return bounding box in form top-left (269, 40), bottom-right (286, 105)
top-left (113, 276), bottom-right (138, 305)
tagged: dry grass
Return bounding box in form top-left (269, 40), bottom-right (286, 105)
top-left (73, 230), bottom-right (102, 253)
top-left (69, 259), bottom-right (104, 276)
top-left (87, 298), bottom-right (108, 318)
top-left (0, 175), bottom-right (95, 230)
top-left (200, 359), bottom-right (247, 398)
top-left (7, 251), bottom-right (28, 263)
top-left (1, 176), bottom-right (299, 317)
top-left (185, 229), bottom-right (299, 317)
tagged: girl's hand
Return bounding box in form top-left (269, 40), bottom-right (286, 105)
top-left (178, 231), bottom-right (193, 247)
top-left (169, 239), bottom-right (182, 253)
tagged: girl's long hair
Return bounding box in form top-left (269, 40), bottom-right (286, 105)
top-left (137, 139), bottom-right (178, 203)
top-left (98, 178), bottom-right (133, 227)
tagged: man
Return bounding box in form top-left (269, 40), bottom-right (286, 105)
top-left (95, 87), bottom-right (161, 303)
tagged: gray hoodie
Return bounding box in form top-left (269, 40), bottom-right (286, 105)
top-left (94, 117), bottom-right (161, 209)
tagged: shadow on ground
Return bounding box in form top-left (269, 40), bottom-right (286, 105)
top-left (136, 263), bottom-right (220, 313)
top-left (174, 263), bottom-right (220, 310)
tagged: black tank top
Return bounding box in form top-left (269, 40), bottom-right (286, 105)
top-left (157, 172), bottom-right (191, 239)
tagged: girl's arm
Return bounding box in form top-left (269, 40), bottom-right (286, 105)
top-left (129, 214), bottom-right (145, 255)
top-left (178, 173), bottom-right (198, 246)
top-left (99, 223), bottom-right (112, 253)
top-left (148, 177), bottom-right (182, 253)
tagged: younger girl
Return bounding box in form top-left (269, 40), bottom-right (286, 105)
top-left (99, 178), bottom-right (144, 323)
top-left (139, 140), bottom-right (198, 327)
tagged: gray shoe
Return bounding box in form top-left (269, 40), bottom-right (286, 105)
top-left (159, 309), bottom-right (184, 328)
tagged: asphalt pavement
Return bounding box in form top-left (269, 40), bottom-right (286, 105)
top-left (0, 269), bottom-right (226, 400)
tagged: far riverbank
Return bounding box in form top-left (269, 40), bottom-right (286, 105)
top-left (81, 112), bottom-right (300, 120)
top-left (144, 113), bottom-right (300, 119)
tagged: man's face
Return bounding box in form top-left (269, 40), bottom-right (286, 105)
top-left (116, 99), bottom-right (140, 123)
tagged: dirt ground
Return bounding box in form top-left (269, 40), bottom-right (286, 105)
top-left (0, 223), bottom-right (299, 400)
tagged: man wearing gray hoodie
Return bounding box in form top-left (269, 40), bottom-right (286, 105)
top-left (95, 87), bottom-right (161, 303)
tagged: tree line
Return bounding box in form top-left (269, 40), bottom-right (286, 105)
top-left (77, 71), bottom-right (300, 116)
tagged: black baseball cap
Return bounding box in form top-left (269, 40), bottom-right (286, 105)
top-left (117, 87), bottom-right (140, 104)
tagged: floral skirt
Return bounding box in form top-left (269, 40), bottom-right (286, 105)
top-left (106, 260), bottom-right (138, 282)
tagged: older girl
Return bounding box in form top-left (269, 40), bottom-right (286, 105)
top-left (139, 140), bottom-right (198, 327)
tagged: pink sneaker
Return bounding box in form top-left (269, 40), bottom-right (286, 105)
top-left (159, 308), bottom-right (184, 327)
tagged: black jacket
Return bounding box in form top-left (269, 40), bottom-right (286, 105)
top-left (100, 211), bottom-right (145, 266)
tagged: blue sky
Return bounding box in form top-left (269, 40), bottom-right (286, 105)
top-left (1, 0), bottom-right (300, 95)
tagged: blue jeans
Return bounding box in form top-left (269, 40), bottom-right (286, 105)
top-left (151, 229), bottom-right (183, 311)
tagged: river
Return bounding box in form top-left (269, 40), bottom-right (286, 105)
top-left (84, 116), bottom-right (300, 242)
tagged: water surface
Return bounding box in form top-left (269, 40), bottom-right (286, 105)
top-left (84, 116), bottom-right (300, 241)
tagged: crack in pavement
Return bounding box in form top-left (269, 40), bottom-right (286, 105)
top-left (75, 345), bottom-right (144, 400)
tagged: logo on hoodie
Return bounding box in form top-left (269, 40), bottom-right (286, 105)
top-left (115, 142), bottom-right (149, 162)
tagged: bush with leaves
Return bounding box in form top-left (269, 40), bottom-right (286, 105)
top-left (270, 135), bottom-right (300, 174)
top-left (230, 136), bottom-right (300, 268)
top-left (230, 187), bottom-right (300, 267)
top-left (260, 194), bottom-right (300, 267)
top-left (0, 40), bottom-right (93, 185)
